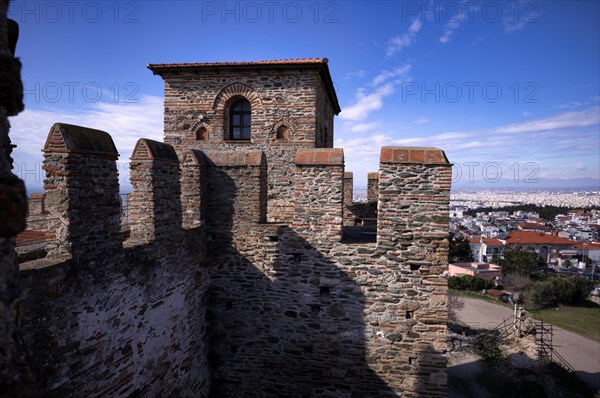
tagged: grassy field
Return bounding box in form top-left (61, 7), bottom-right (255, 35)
top-left (529, 301), bottom-right (600, 342)
top-left (449, 289), bottom-right (513, 308)
top-left (449, 290), bottom-right (600, 342)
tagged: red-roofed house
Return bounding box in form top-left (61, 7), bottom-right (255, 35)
top-left (449, 262), bottom-right (503, 282)
top-left (518, 222), bottom-right (550, 233)
top-left (573, 241), bottom-right (600, 265)
top-left (505, 231), bottom-right (577, 265)
top-left (468, 237), bottom-right (505, 263)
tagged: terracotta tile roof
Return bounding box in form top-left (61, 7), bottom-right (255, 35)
top-left (468, 238), bottom-right (504, 246)
top-left (148, 58), bottom-right (329, 69)
top-left (505, 231), bottom-right (575, 246)
top-left (573, 241), bottom-right (600, 250)
top-left (518, 222), bottom-right (550, 231)
top-left (147, 58), bottom-right (341, 114)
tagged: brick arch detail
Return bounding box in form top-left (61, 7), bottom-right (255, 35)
top-left (190, 121), bottom-right (211, 141)
top-left (272, 118), bottom-right (294, 141)
top-left (212, 82), bottom-right (263, 111)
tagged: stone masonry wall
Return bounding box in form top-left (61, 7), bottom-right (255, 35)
top-left (17, 126), bottom-right (211, 397)
top-left (42, 123), bottom-right (121, 260)
top-left (367, 172), bottom-right (379, 203)
top-left (0, 1), bottom-right (36, 395)
top-left (207, 147), bottom-right (451, 397)
top-left (155, 67), bottom-right (336, 223)
top-left (342, 171), bottom-right (353, 225)
top-left (374, 146), bottom-right (451, 396)
top-left (127, 138), bottom-right (181, 245)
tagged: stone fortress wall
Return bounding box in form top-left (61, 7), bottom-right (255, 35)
top-left (2, 31), bottom-right (452, 397)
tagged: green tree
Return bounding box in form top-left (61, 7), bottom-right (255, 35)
top-left (531, 276), bottom-right (594, 307)
top-left (502, 246), bottom-right (542, 276)
top-left (448, 233), bottom-right (474, 263)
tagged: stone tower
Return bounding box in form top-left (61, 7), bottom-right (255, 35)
top-left (148, 58), bottom-right (340, 223)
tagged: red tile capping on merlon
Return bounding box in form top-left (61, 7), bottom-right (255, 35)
top-left (131, 138), bottom-right (179, 163)
top-left (380, 146), bottom-right (450, 165)
top-left (201, 150), bottom-right (265, 167)
top-left (295, 148), bottom-right (344, 166)
top-left (43, 122), bottom-right (119, 159)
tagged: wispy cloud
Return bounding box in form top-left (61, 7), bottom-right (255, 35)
top-left (344, 70), bottom-right (366, 80)
top-left (503, 0), bottom-right (540, 33)
top-left (341, 64), bottom-right (412, 122)
top-left (440, 12), bottom-right (466, 43)
top-left (370, 64), bottom-right (411, 86)
top-left (554, 101), bottom-right (582, 109)
top-left (494, 106), bottom-right (600, 134)
top-left (414, 117), bottom-right (430, 125)
top-left (9, 95), bottom-right (164, 159)
top-left (339, 84), bottom-right (395, 122)
top-left (386, 18), bottom-right (422, 56)
top-left (349, 121), bottom-right (382, 133)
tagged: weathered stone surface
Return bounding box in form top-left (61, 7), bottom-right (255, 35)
top-left (149, 61), bottom-right (339, 223)
top-left (8, 54), bottom-right (452, 398)
top-left (0, 6), bottom-right (37, 396)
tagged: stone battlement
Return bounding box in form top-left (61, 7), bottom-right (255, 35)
top-left (16, 122), bottom-right (451, 396)
top-left (1, 20), bottom-right (452, 394)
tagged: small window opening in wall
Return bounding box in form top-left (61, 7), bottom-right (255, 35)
top-left (196, 126), bottom-right (208, 141)
top-left (276, 125), bottom-right (289, 140)
top-left (225, 302), bottom-right (232, 310)
top-left (303, 345), bottom-right (313, 354)
top-left (405, 311), bottom-right (414, 319)
top-left (409, 357), bottom-right (417, 366)
top-left (319, 287), bottom-right (330, 300)
top-left (266, 235), bottom-right (278, 242)
top-left (410, 263), bottom-right (421, 271)
top-left (292, 253), bottom-right (302, 263)
top-left (311, 304), bottom-right (320, 314)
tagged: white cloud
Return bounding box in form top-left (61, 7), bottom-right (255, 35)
top-left (10, 95), bottom-right (163, 162)
top-left (341, 64), bottom-right (412, 123)
top-left (439, 12), bottom-right (466, 44)
top-left (348, 121), bottom-right (382, 133)
top-left (339, 84), bottom-right (394, 122)
top-left (494, 106), bottom-right (600, 134)
top-left (503, 0), bottom-right (540, 33)
top-left (554, 101), bottom-right (582, 109)
top-left (414, 117), bottom-right (430, 125)
top-left (386, 18), bottom-right (422, 56)
top-left (344, 70), bottom-right (366, 80)
top-left (370, 64), bottom-right (411, 87)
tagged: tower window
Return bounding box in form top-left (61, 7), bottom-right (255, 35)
top-left (229, 99), bottom-right (251, 140)
top-left (196, 126), bottom-right (208, 141)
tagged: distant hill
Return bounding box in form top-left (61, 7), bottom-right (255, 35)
top-left (452, 178), bottom-right (600, 190)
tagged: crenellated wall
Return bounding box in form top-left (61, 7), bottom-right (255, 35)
top-left (127, 138), bottom-right (181, 245)
top-left (15, 134), bottom-right (452, 397)
top-left (205, 147), bottom-right (451, 397)
top-left (342, 171), bottom-right (353, 225)
top-left (42, 123), bottom-right (122, 260)
top-left (18, 125), bottom-right (211, 397)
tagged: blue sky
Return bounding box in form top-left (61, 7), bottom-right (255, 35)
top-left (7, 0), bottom-right (600, 192)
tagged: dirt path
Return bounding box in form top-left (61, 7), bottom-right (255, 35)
top-left (456, 297), bottom-right (600, 391)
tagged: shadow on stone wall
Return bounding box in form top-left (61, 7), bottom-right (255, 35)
top-left (205, 169), bottom-right (397, 397)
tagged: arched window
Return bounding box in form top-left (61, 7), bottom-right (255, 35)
top-left (196, 126), bottom-right (208, 141)
top-left (229, 99), bottom-right (251, 140)
top-left (276, 125), bottom-right (289, 140)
